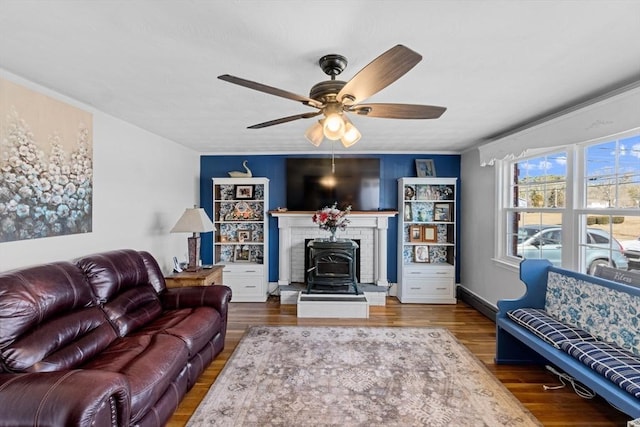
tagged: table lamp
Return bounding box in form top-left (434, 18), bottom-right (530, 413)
top-left (171, 206), bottom-right (215, 271)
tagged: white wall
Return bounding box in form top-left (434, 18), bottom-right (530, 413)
top-left (0, 70), bottom-right (200, 273)
top-left (459, 148), bottom-right (526, 308)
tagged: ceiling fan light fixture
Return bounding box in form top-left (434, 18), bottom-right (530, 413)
top-left (219, 45), bottom-right (446, 150)
top-left (305, 121), bottom-right (324, 146)
top-left (322, 113), bottom-right (345, 140)
top-left (341, 122), bottom-right (361, 147)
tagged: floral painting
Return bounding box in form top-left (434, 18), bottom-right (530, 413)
top-left (0, 77), bottom-right (93, 242)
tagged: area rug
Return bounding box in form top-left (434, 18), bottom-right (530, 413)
top-left (187, 326), bottom-right (541, 426)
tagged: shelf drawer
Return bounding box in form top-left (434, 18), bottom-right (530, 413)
top-left (222, 264), bottom-right (263, 275)
top-left (403, 265), bottom-right (454, 278)
top-left (403, 277), bottom-right (454, 297)
top-left (226, 277), bottom-right (264, 297)
top-left (223, 264), bottom-right (265, 301)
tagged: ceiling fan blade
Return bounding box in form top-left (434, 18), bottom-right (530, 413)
top-left (218, 74), bottom-right (322, 108)
top-left (247, 111), bottom-right (322, 129)
top-left (337, 45), bottom-right (422, 105)
top-left (349, 103), bottom-right (446, 119)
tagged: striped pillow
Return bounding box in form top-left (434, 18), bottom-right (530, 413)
top-left (561, 339), bottom-right (640, 398)
top-left (507, 308), bottom-right (596, 348)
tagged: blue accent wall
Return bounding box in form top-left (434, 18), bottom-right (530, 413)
top-left (200, 154), bottom-right (461, 283)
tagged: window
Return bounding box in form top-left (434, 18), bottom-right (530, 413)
top-left (503, 152), bottom-right (567, 264)
top-left (579, 133), bottom-right (640, 273)
top-left (498, 130), bottom-right (640, 274)
top-left (585, 136), bottom-right (640, 209)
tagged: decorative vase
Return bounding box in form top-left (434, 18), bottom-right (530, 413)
top-left (328, 227), bottom-right (337, 242)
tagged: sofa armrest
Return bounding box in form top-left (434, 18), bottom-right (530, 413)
top-left (160, 285), bottom-right (232, 317)
top-left (0, 370), bottom-right (130, 427)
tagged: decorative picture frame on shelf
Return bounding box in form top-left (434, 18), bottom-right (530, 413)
top-left (230, 201), bottom-right (255, 221)
top-left (421, 225), bottom-right (438, 243)
top-left (409, 225), bottom-right (422, 242)
top-left (234, 184), bottom-right (254, 200)
top-left (415, 159), bottom-right (436, 177)
top-left (404, 185), bottom-right (415, 200)
top-left (416, 185), bottom-right (430, 200)
top-left (237, 229), bottom-right (251, 243)
top-left (233, 245), bottom-right (251, 262)
top-left (434, 203), bottom-right (451, 222)
top-left (404, 203), bottom-right (413, 221)
top-left (414, 245), bottom-right (430, 263)
top-left (436, 185), bottom-right (454, 200)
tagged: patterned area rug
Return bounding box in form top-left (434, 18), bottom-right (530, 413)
top-left (187, 326), bottom-right (541, 426)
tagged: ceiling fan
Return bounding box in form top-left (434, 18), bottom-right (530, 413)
top-left (218, 45), bottom-right (446, 147)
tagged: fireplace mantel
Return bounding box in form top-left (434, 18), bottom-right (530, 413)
top-left (270, 211), bottom-right (397, 287)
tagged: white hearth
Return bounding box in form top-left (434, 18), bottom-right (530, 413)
top-left (271, 211), bottom-right (397, 287)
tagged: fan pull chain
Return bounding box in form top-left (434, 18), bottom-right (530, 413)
top-left (332, 141), bottom-right (335, 173)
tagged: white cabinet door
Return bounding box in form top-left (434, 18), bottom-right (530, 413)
top-left (400, 265), bottom-right (455, 303)
top-left (223, 265), bottom-right (266, 302)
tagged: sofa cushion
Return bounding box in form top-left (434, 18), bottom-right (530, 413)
top-left (101, 285), bottom-right (163, 336)
top-left (0, 262), bottom-right (98, 348)
top-left (561, 339), bottom-right (640, 398)
top-left (76, 250), bottom-right (163, 336)
top-left (0, 262), bottom-right (117, 372)
top-left (82, 333), bottom-right (189, 423)
top-left (134, 307), bottom-right (222, 356)
top-left (2, 308), bottom-right (118, 372)
top-left (139, 251), bottom-right (168, 293)
top-left (507, 308), bottom-right (596, 348)
top-left (76, 249), bottom-right (151, 303)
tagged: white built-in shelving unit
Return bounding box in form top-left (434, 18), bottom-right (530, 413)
top-left (397, 177), bottom-right (457, 304)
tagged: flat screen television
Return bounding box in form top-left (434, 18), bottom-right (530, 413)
top-left (286, 158), bottom-right (380, 211)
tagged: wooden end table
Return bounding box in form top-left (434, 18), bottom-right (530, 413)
top-left (164, 265), bottom-right (224, 288)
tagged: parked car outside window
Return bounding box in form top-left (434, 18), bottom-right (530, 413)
top-left (517, 226), bottom-right (629, 274)
top-left (620, 237), bottom-right (640, 271)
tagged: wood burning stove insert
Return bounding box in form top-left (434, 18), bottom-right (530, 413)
top-left (305, 239), bottom-right (360, 294)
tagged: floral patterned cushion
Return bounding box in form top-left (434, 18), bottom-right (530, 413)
top-left (561, 339), bottom-right (640, 398)
top-left (507, 308), bottom-right (596, 348)
top-left (545, 271), bottom-right (640, 355)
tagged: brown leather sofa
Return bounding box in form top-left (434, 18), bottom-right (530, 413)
top-left (0, 249), bottom-right (232, 426)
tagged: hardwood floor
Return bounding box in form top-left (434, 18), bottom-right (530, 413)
top-left (167, 297), bottom-right (631, 426)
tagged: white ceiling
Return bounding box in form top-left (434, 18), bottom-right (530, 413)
top-left (0, 0), bottom-right (639, 155)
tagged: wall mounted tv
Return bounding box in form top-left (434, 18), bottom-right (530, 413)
top-left (286, 158), bottom-right (380, 211)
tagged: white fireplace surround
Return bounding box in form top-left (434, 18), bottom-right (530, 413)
top-left (271, 211), bottom-right (397, 287)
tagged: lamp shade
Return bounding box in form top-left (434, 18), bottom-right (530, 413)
top-left (305, 121), bottom-right (324, 146)
top-left (341, 116), bottom-right (361, 147)
top-left (171, 207), bottom-right (214, 272)
top-left (170, 207), bottom-right (214, 233)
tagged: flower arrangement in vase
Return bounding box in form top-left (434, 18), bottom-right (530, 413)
top-left (312, 203), bottom-right (352, 242)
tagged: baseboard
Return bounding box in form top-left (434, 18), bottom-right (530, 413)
top-left (456, 286), bottom-right (497, 322)
top-left (268, 282), bottom-right (279, 296)
top-left (387, 283), bottom-right (397, 297)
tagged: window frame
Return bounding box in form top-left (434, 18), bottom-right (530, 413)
top-left (495, 129), bottom-right (639, 273)
top-left (495, 146), bottom-right (572, 270)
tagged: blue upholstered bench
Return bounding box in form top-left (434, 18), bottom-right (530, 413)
top-left (496, 259), bottom-right (640, 418)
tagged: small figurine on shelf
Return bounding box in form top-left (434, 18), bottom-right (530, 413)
top-left (228, 160), bottom-right (252, 177)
